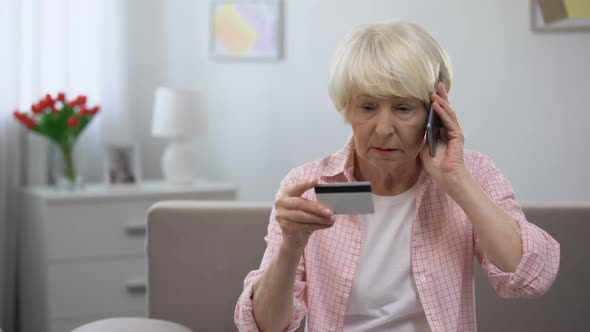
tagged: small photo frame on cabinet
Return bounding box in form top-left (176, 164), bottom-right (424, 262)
top-left (103, 143), bottom-right (141, 185)
top-left (532, 0), bottom-right (590, 32)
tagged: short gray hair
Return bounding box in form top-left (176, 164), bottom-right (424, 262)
top-left (328, 21), bottom-right (453, 118)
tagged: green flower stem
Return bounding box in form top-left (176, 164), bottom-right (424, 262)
top-left (59, 143), bottom-right (76, 183)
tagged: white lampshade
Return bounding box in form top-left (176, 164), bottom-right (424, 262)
top-left (151, 87), bottom-right (206, 138)
top-left (151, 87), bottom-right (206, 185)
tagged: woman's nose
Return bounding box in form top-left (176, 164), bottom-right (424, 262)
top-left (375, 109), bottom-right (396, 136)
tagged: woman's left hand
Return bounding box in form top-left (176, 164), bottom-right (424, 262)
top-left (419, 82), bottom-right (467, 186)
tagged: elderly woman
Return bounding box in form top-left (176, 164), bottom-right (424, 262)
top-left (235, 21), bottom-right (560, 332)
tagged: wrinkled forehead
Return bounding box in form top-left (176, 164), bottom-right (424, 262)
top-left (350, 93), bottom-right (427, 106)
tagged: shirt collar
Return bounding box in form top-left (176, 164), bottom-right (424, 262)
top-left (320, 136), bottom-right (356, 181)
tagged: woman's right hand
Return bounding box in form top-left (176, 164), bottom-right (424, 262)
top-left (274, 179), bottom-right (335, 252)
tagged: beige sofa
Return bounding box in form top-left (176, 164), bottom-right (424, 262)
top-left (147, 201), bottom-right (587, 332)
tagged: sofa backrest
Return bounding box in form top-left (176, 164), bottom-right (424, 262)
top-left (147, 201), bottom-right (273, 332)
top-left (475, 204), bottom-right (588, 332)
top-left (147, 201), bottom-right (587, 332)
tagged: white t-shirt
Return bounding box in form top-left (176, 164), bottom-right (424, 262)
top-left (343, 184), bottom-right (431, 332)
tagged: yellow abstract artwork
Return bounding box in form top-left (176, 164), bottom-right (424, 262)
top-left (533, 0), bottom-right (590, 31)
top-left (211, 0), bottom-right (282, 59)
top-left (563, 0), bottom-right (590, 19)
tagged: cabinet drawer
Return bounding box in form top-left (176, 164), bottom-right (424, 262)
top-left (48, 257), bottom-right (147, 320)
top-left (45, 200), bottom-right (153, 260)
top-left (44, 188), bottom-right (234, 261)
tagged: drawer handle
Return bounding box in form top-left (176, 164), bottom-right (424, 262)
top-left (124, 223), bottom-right (146, 236)
top-left (125, 279), bottom-right (147, 295)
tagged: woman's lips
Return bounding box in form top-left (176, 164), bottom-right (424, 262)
top-left (373, 147), bottom-right (400, 157)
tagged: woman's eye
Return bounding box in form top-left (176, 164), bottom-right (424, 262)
top-left (361, 105), bottom-right (375, 112)
top-left (397, 106), bottom-right (413, 113)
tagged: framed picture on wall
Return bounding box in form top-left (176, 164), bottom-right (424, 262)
top-left (103, 143), bottom-right (141, 185)
top-left (531, 0), bottom-right (590, 32)
top-left (210, 0), bottom-right (283, 60)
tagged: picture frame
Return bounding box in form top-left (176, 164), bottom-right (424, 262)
top-left (103, 143), bottom-right (141, 185)
top-left (531, 0), bottom-right (590, 32)
top-left (210, 0), bottom-right (283, 60)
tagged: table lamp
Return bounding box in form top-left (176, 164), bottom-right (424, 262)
top-left (151, 87), bottom-right (206, 184)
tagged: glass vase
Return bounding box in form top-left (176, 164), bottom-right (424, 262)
top-left (50, 142), bottom-right (84, 190)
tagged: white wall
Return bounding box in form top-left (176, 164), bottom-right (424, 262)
top-left (128, 0), bottom-right (590, 203)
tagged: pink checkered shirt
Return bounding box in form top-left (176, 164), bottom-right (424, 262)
top-left (235, 138), bottom-right (560, 332)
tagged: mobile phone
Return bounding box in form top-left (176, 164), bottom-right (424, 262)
top-left (426, 73), bottom-right (443, 157)
top-left (314, 182), bottom-right (374, 215)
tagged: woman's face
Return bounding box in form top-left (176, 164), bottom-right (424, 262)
top-left (347, 94), bottom-right (428, 173)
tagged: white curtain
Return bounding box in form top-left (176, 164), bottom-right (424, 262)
top-left (0, 0), bottom-right (129, 330)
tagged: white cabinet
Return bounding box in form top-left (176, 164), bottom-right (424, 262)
top-left (18, 180), bottom-right (237, 332)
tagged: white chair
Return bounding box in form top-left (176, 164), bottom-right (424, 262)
top-left (71, 318), bottom-right (192, 332)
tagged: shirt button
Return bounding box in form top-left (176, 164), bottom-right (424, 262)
top-left (419, 275), bottom-right (426, 282)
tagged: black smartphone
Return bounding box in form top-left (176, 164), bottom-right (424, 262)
top-left (426, 73), bottom-right (442, 157)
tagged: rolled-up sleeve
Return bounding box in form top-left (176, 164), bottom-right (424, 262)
top-left (235, 173), bottom-right (308, 331)
top-left (473, 154), bottom-right (560, 298)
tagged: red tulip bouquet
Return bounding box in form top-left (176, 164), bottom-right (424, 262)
top-left (14, 93), bottom-right (100, 186)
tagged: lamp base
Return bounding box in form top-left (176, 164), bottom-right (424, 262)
top-left (161, 139), bottom-right (196, 185)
